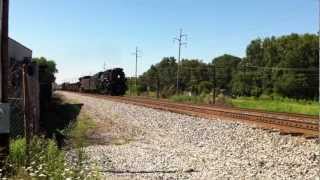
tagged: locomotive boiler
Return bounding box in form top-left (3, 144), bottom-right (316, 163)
top-left (64, 68), bottom-right (127, 96)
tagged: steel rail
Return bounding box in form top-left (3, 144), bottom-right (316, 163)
top-left (68, 91), bottom-right (319, 137)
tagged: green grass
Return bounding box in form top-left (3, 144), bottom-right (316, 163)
top-left (169, 94), bottom-right (211, 104)
top-left (59, 96), bottom-right (98, 147)
top-left (230, 97), bottom-right (319, 115)
top-left (168, 93), bottom-right (319, 115)
top-left (65, 113), bottom-right (97, 147)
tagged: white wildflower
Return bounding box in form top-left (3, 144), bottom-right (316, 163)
top-left (38, 174), bottom-right (46, 177)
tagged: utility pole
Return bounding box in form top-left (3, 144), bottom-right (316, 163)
top-left (174, 28), bottom-right (187, 94)
top-left (132, 46), bottom-right (141, 94)
top-left (0, 0), bottom-right (10, 166)
top-left (22, 64), bottom-right (30, 165)
top-left (212, 65), bottom-right (216, 104)
top-left (156, 76), bottom-right (160, 99)
top-left (318, 0), bottom-right (320, 169)
top-left (103, 61), bottom-right (106, 71)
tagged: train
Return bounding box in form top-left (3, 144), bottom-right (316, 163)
top-left (61, 68), bottom-right (127, 96)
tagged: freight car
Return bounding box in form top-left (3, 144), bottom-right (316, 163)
top-left (61, 68), bottom-right (127, 96)
top-left (61, 82), bottom-right (80, 92)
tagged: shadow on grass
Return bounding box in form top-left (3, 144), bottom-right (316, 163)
top-left (41, 95), bottom-right (83, 147)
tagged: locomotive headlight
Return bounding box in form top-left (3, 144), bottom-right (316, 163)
top-left (117, 75), bottom-right (120, 79)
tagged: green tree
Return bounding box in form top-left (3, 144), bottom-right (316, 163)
top-left (32, 57), bottom-right (58, 83)
top-left (232, 33), bottom-right (318, 99)
top-left (139, 57), bottom-right (177, 96)
top-left (211, 54), bottom-right (241, 92)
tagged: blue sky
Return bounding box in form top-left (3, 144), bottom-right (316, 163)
top-left (9, 0), bottom-right (318, 83)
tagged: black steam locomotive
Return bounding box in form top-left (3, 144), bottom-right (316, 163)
top-left (61, 68), bottom-right (127, 96)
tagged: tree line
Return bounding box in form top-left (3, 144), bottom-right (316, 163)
top-left (136, 33), bottom-right (319, 100)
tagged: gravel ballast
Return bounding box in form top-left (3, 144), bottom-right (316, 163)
top-left (60, 92), bottom-right (320, 180)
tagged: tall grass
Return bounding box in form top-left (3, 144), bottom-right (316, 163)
top-left (3, 136), bottom-right (101, 179)
top-left (1, 98), bottom-right (102, 179)
top-left (4, 137), bottom-right (67, 179)
top-left (230, 96), bottom-right (319, 115)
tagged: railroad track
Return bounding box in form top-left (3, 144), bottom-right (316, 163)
top-left (72, 92), bottom-right (319, 137)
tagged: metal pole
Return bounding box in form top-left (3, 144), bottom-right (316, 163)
top-left (0, 0), bottom-right (9, 166)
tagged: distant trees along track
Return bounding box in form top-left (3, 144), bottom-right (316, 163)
top-left (67, 92), bottom-right (319, 138)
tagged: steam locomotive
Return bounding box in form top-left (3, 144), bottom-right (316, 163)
top-left (61, 68), bottom-right (127, 96)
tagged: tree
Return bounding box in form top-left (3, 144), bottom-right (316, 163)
top-left (32, 57), bottom-right (58, 83)
top-left (232, 33), bottom-right (318, 99)
top-left (211, 54), bottom-right (241, 93)
top-left (179, 59), bottom-right (210, 92)
top-left (139, 57), bottom-right (177, 96)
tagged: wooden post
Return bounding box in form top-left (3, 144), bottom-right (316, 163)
top-left (0, 0), bottom-right (10, 166)
top-left (22, 64), bottom-right (30, 165)
top-left (1, 0), bottom-right (8, 103)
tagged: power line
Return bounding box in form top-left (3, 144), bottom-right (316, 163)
top-left (174, 28), bottom-right (187, 94)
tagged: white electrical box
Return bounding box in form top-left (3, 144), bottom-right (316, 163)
top-left (0, 103), bottom-right (10, 133)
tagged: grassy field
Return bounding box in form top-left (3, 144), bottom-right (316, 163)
top-left (167, 94), bottom-right (319, 115)
top-left (230, 97), bottom-right (319, 116)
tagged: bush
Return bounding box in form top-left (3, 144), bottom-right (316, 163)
top-left (161, 85), bottom-right (176, 98)
top-left (198, 81), bottom-right (212, 94)
top-left (8, 138), bottom-right (26, 169)
top-left (169, 93), bottom-right (213, 104)
top-left (259, 94), bottom-right (272, 100)
top-left (215, 94), bottom-right (232, 106)
top-left (4, 137), bottom-right (66, 178)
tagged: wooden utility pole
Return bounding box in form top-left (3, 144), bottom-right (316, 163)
top-left (132, 46), bottom-right (141, 94)
top-left (0, 0), bottom-right (9, 165)
top-left (156, 72), bottom-right (160, 99)
top-left (174, 28), bottom-right (187, 94)
top-left (135, 47), bottom-right (138, 89)
top-left (22, 64), bottom-right (30, 165)
top-left (212, 65), bottom-right (216, 104)
top-left (103, 61), bottom-right (106, 71)
top-left (318, 0), bottom-right (320, 163)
